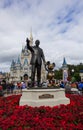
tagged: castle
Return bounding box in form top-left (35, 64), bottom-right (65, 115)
top-left (9, 32), bottom-right (46, 84)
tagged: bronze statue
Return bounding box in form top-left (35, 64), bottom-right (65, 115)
top-left (45, 61), bottom-right (55, 87)
top-left (26, 38), bottom-right (46, 87)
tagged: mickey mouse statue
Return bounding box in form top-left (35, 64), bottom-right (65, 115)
top-left (45, 61), bottom-right (55, 87)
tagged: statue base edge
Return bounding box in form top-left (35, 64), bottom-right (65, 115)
top-left (20, 88), bottom-right (70, 107)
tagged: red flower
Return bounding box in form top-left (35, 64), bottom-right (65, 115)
top-left (0, 94), bottom-right (83, 129)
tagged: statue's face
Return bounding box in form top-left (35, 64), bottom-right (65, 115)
top-left (35, 42), bottom-right (39, 46)
top-left (35, 40), bottom-right (40, 46)
top-left (48, 64), bottom-right (54, 70)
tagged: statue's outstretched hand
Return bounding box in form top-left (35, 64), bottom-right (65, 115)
top-left (26, 38), bottom-right (30, 44)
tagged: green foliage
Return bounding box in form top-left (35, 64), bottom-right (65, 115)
top-left (54, 69), bottom-right (62, 80)
top-left (68, 64), bottom-right (82, 81)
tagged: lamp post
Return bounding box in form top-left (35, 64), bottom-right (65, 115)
top-left (71, 69), bottom-right (74, 73)
top-left (71, 69), bottom-right (75, 82)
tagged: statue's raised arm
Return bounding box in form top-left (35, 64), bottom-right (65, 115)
top-left (26, 38), bottom-right (34, 53)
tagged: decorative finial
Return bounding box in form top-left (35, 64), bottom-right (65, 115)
top-left (29, 27), bottom-right (33, 45)
top-left (30, 27), bottom-right (33, 41)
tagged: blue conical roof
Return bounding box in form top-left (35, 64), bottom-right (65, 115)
top-left (23, 59), bottom-right (28, 66)
top-left (63, 57), bottom-right (67, 65)
top-left (62, 57), bottom-right (68, 69)
top-left (11, 59), bottom-right (15, 66)
top-left (17, 56), bottom-right (21, 64)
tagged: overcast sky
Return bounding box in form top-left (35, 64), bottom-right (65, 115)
top-left (0, 0), bottom-right (83, 72)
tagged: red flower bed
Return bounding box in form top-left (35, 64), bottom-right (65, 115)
top-left (0, 94), bottom-right (83, 130)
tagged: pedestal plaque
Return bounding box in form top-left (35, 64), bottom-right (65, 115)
top-left (20, 88), bottom-right (70, 107)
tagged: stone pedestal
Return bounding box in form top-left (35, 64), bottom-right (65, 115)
top-left (20, 88), bottom-right (70, 107)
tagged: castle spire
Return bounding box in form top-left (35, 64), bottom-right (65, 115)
top-left (30, 27), bottom-right (33, 45)
top-left (62, 57), bottom-right (68, 82)
top-left (62, 57), bottom-right (67, 67)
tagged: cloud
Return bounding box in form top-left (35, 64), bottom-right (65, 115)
top-left (0, 0), bottom-right (83, 72)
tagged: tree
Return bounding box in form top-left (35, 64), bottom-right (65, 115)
top-left (54, 69), bottom-right (62, 80)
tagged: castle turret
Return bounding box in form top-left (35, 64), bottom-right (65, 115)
top-left (29, 28), bottom-right (33, 46)
top-left (16, 56), bottom-right (21, 70)
top-left (62, 57), bottom-right (68, 82)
